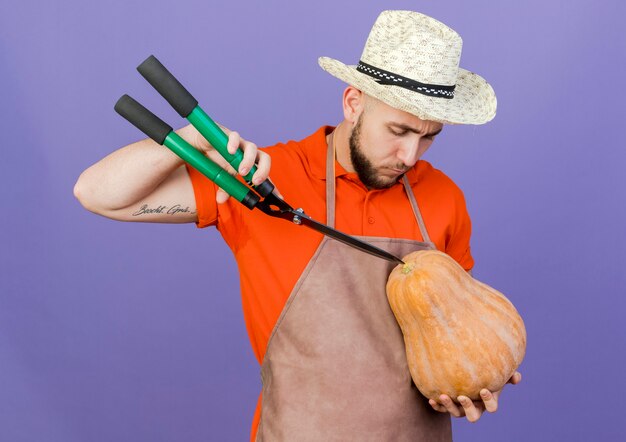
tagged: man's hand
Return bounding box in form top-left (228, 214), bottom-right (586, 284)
top-left (427, 371), bottom-right (522, 423)
top-left (189, 125), bottom-right (277, 204)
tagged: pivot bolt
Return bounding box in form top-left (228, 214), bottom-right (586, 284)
top-left (293, 208), bottom-right (304, 225)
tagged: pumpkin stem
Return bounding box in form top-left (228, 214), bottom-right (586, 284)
top-left (401, 263), bottom-right (414, 274)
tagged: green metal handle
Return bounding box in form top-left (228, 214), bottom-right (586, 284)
top-left (114, 94), bottom-right (259, 209)
top-left (187, 106), bottom-right (274, 197)
top-left (136, 55), bottom-right (274, 197)
top-left (187, 106), bottom-right (253, 181)
top-left (164, 132), bottom-right (259, 208)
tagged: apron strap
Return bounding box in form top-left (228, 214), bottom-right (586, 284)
top-left (326, 131), bottom-right (336, 228)
top-left (325, 128), bottom-right (433, 246)
top-left (401, 175), bottom-right (433, 245)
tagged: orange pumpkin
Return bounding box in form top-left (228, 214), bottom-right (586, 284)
top-left (386, 250), bottom-right (526, 402)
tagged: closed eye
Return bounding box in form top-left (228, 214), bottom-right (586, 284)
top-left (390, 128), bottom-right (436, 140)
top-left (390, 128), bottom-right (409, 136)
top-left (387, 122), bottom-right (443, 139)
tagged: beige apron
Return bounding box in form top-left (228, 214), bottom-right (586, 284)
top-left (257, 133), bottom-right (452, 441)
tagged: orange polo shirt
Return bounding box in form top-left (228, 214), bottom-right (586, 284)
top-left (185, 125), bottom-right (474, 441)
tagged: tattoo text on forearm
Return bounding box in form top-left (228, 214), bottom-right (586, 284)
top-left (132, 204), bottom-right (197, 216)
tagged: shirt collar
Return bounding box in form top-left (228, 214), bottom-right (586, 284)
top-left (306, 125), bottom-right (420, 185)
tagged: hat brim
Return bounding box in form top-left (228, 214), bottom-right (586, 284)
top-left (318, 56), bottom-right (497, 125)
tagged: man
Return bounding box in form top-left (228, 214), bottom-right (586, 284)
top-left (75, 10), bottom-right (521, 442)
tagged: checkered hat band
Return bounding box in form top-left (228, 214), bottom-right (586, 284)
top-left (356, 61), bottom-right (456, 99)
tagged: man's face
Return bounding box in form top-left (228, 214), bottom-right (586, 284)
top-left (348, 97), bottom-right (443, 189)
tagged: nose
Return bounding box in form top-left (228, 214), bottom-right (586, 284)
top-left (397, 138), bottom-right (422, 167)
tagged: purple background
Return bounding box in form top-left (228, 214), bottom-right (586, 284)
top-left (1, 1), bottom-right (625, 440)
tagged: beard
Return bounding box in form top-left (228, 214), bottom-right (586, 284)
top-left (349, 114), bottom-right (405, 190)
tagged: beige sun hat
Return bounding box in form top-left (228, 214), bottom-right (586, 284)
top-left (318, 10), bottom-right (497, 125)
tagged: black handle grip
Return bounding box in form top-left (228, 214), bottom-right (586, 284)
top-left (254, 180), bottom-right (275, 197)
top-left (137, 55), bottom-right (198, 118)
top-left (114, 94), bottom-right (173, 145)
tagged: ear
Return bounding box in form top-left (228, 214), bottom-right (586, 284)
top-left (342, 86), bottom-right (365, 125)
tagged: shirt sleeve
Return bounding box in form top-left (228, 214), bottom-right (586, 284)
top-left (445, 188), bottom-right (474, 271)
top-left (185, 163), bottom-right (218, 228)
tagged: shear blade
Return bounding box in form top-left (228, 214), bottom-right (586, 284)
top-left (297, 213), bottom-right (404, 265)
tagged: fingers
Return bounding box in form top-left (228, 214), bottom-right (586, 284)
top-left (225, 129), bottom-right (238, 155)
top-left (252, 151), bottom-right (271, 186)
top-left (254, 155), bottom-right (283, 199)
top-left (457, 396), bottom-right (485, 423)
top-left (429, 383), bottom-right (513, 423)
top-left (216, 130), bottom-right (273, 204)
top-left (479, 389), bottom-right (498, 413)
top-left (228, 131), bottom-right (273, 184)
top-left (508, 371), bottom-right (522, 385)
top-left (433, 395), bottom-right (465, 418)
top-left (428, 394), bottom-right (488, 423)
top-left (226, 131), bottom-right (255, 176)
top-left (428, 399), bottom-right (448, 413)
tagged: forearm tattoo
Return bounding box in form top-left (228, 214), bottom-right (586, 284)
top-left (132, 204), bottom-right (197, 216)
